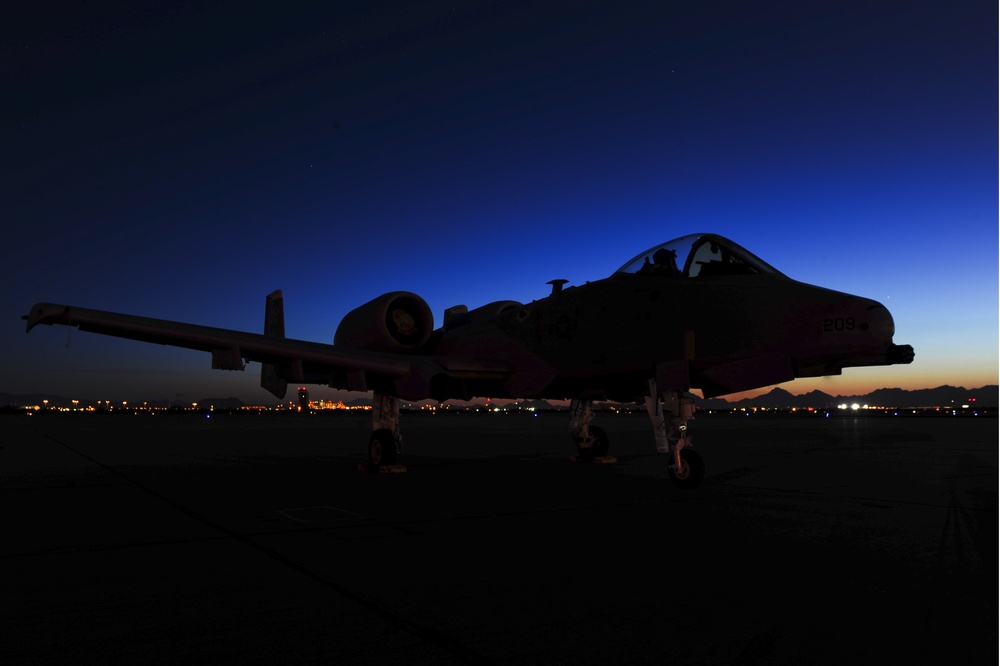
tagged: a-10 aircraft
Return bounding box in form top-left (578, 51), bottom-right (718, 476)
top-left (25, 233), bottom-right (914, 487)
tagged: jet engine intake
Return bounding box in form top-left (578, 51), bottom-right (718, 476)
top-left (334, 291), bottom-right (433, 352)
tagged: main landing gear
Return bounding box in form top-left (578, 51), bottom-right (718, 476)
top-left (361, 392), bottom-right (407, 473)
top-left (362, 384), bottom-right (704, 487)
top-left (569, 399), bottom-right (611, 462)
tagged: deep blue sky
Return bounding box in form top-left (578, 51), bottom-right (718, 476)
top-left (4, 1), bottom-right (997, 404)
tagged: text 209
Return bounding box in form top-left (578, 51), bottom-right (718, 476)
top-left (823, 317), bottom-right (855, 332)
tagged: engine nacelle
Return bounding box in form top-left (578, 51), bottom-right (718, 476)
top-left (334, 291), bottom-right (434, 352)
top-left (469, 300), bottom-right (522, 321)
top-left (443, 300), bottom-right (522, 331)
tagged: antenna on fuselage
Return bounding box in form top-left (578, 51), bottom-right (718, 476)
top-left (547, 279), bottom-right (569, 295)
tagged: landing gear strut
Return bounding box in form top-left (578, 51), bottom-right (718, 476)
top-left (368, 392), bottom-right (403, 468)
top-left (645, 380), bottom-right (704, 488)
top-left (569, 398), bottom-right (610, 461)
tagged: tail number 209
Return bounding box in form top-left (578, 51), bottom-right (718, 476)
top-left (824, 317), bottom-right (855, 332)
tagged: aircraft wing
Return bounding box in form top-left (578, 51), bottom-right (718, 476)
top-left (23, 302), bottom-right (512, 399)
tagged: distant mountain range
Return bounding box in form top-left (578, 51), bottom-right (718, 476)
top-left (2, 385), bottom-right (996, 410)
top-left (693, 385), bottom-right (998, 410)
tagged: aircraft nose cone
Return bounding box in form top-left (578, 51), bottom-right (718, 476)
top-left (863, 301), bottom-right (895, 340)
top-left (866, 300), bottom-right (915, 364)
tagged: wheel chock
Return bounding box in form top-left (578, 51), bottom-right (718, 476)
top-left (569, 455), bottom-right (617, 464)
top-left (357, 462), bottom-right (408, 474)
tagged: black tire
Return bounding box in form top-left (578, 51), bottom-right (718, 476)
top-left (668, 448), bottom-right (704, 489)
top-left (574, 425), bottom-right (609, 460)
top-left (369, 429), bottom-right (398, 467)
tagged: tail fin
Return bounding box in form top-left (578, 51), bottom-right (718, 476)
top-left (261, 290), bottom-right (288, 399)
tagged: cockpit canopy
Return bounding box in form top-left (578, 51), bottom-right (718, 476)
top-left (616, 233), bottom-right (784, 279)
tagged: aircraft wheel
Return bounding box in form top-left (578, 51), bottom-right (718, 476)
top-left (369, 429), bottom-right (398, 467)
top-left (668, 448), bottom-right (704, 489)
top-left (574, 425), bottom-right (609, 460)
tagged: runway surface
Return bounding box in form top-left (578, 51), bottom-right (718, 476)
top-left (2, 411), bottom-right (996, 664)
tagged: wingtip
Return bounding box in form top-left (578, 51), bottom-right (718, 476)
top-left (24, 302), bottom-right (68, 333)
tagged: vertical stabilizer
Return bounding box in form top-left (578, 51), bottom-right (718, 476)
top-left (261, 290), bottom-right (288, 399)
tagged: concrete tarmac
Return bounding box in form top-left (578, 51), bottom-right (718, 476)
top-left (2, 411), bottom-right (996, 664)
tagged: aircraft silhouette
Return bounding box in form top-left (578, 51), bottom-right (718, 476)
top-left (25, 233), bottom-right (914, 487)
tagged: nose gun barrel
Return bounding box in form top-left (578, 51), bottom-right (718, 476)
top-left (887, 344), bottom-right (915, 365)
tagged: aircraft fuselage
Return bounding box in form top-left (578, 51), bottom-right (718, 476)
top-left (429, 270), bottom-right (901, 402)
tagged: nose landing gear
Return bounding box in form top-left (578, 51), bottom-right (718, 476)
top-left (646, 380), bottom-right (704, 488)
